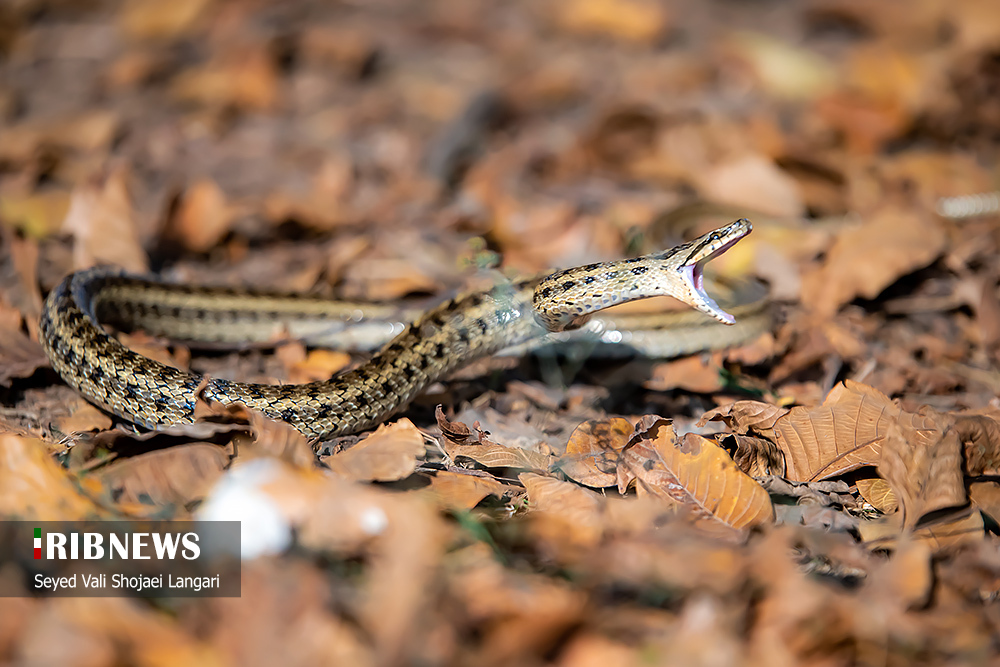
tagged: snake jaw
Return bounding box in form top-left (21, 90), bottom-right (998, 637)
top-left (682, 263), bottom-right (734, 325)
top-left (676, 220), bottom-right (751, 325)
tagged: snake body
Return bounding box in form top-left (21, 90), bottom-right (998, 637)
top-left (40, 219), bottom-right (763, 440)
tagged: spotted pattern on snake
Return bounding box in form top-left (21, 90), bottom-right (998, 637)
top-left (40, 219), bottom-right (757, 440)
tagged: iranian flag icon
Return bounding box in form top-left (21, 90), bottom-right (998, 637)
top-left (33, 528), bottom-right (41, 559)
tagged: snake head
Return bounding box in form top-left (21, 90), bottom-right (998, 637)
top-left (532, 217), bottom-right (754, 332)
top-left (658, 218), bottom-right (752, 325)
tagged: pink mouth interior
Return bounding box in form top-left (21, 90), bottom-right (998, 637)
top-left (682, 235), bottom-right (743, 325)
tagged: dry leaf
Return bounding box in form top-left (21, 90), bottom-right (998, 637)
top-left (760, 476), bottom-right (854, 509)
top-left (446, 443), bottom-right (551, 472)
top-left (435, 406), bottom-right (479, 444)
top-left (696, 153), bottom-right (805, 218)
top-left (522, 473), bottom-right (603, 515)
top-left (656, 596), bottom-right (743, 666)
top-left (266, 163), bottom-right (358, 233)
top-left (521, 472), bottom-right (605, 549)
top-left (723, 434), bottom-right (785, 478)
top-left (207, 564), bottom-right (372, 665)
top-left (0, 110), bottom-right (120, 165)
top-left (557, 634), bottom-right (637, 667)
top-left (554, 417), bottom-right (632, 488)
top-left (340, 257), bottom-right (440, 301)
top-left (94, 444), bottom-right (229, 507)
top-left (202, 460), bottom-right (444, 664)
top-left (15, 597), bottom-right (221, 666)
top-left (594, 522), bottom-right (747, 596)
top-left (449, 546), bottom-right (586, 663)
top-left (812, 91), bottom-right (909, 155)
top-left (247, 409), bottom-right (316, 469)
top-left (118, 331), bottom-right (190, 370)
top-left (287, 349), bottom-right (352, 384)
top-left (771, 380), bottom-right (894, 482)
top-left (954, 409), bottom-right (1000, 476)
top-left (855, 478), bottom-right (899, 514)
top-left (118, 0), bottom-right (211, 39)
top-left (169, 179), bottom-right (236, 253)
top-left (300, 25), bottom-right (377, 75)
top-left (699, 400), bottom-right (789, 434)
top-left (877, 409), bottom-right (966, 529)
top-left (61, 167), bottom-right (148, 273)
top-left (53, 402), bottom-right (113, 435)
top-left (423, 470), bottom-right (510, 511)
top-left (97, 420), bottom-right (246, 447)
top-left (645, 352), bottom-right (725, 393)
top-left (968, 481), bottom-right (1000, 526)
top-left (847, 43), bottom-right (926, 109)
top-left (726, 32), bottom-right (837, 101)
top-left (932, 540), bottom-right (1000, 614)
top-left (617, 417), bottom-right (774, 533)
top-left (601, 494), bottom-right (679, 536)
top-left (859, 507), bottom-right (984, 554)
top-left (4, 230), bottom-right (42, 338)
top-left (0, 189), bottom-right (70, 239)
top-left (359, 493), bottom-right (444, 666)
top-left (325, 419), bottom-right (426, 482)
top-left (0, 434), bottom-right (110, 519)
top-left (170, 46), bottom-right (278, 111)
top-left (865, 540), bottom-right (932, 610)
top-left (0, 304), bottom-right (49, 385)
top-left (552, 0), bottom-right (670, 44)
top-left (705, 381), bottom-right (892, 482)
top-left (263, 190), bottom-right (354, 232)
top-left (801, 208), bottom-right (946, 317)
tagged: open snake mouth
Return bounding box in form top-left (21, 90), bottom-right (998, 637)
top-left (681, 230), bottom-right (747, 325)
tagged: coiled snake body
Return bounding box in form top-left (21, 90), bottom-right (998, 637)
top-left (40, 219), bottom-right (763, 439)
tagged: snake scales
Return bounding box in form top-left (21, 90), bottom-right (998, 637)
top-left (40, 219), bottom-right (766, 440)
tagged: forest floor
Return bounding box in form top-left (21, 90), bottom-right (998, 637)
top-left (1, 0), bottom-right (1000, 664)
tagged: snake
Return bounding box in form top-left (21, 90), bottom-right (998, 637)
top-left (39, 218), bottom-right (767, 440)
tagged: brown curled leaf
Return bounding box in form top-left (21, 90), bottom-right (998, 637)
top-left (326, 419), bottom-right (426, 482)
top-left (435, 405), bottom-right (477, 444)
top-left (0, 434), bottom-right (114, 520)
top-left (53, 401), bottom-right (114, 436)
top-left (617, 416), bottom-right (773, 534)
top-left (703, 381), bottom-right (895, 481)
top-left (167, 178), bottom-right (237, 253)
top-left (855, 478), bottom-right (899, 514)
top-left (953, 408), bottom-right (1000, 476)
top-left (771, 380), bottom-right (895, 481)
top-left (698, 400), bottom-right (788, 434)
top-left (553, 417), bottom-right (633, 488)
top-left (521, 472), bottom-right (605, 549)
top-left (61, 166), bottom-right (149, 274)
top-left (859, 507), bottom-right (984, 554)
top-left (423, 470), bottom-right (510, 511)
top-left (721, 433), bottom-right (786, 478)
top-left (644, 352), bottom-right (725, 393)
top-left (800, 207), bottom-right (947, 317)
top-left (447, 443), bottom-right (551, 472)
top-left (968, 481), bottom-right (1000, 527)
top-left (94, 444), bottom-right (230, 507)
top-left (246, 409), bottom-right (316, 469)
top-left (877, 409), bottom-right (967, 529)
top-left (0, 304), bottom-right (51, 386)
